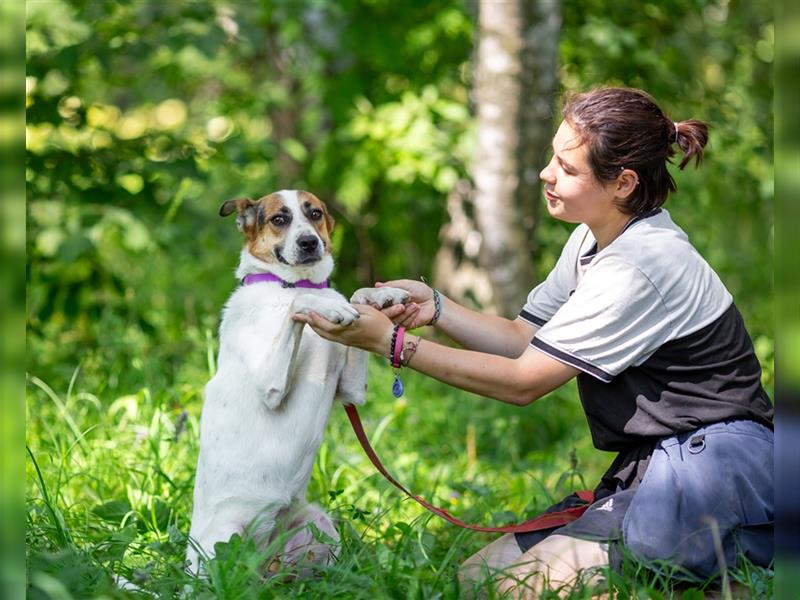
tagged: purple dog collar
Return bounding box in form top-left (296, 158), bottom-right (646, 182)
top-left (242, 272), bottom-right (329, 289)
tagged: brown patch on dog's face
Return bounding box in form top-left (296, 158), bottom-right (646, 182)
top-left (297, 190), bottom-right (334, 249)
top-left (245, 193), bottom-right (293, 263)
top-left (218, 193), bottom-right (289, 264)
top-left (218, 191), bottom-right (334, 266)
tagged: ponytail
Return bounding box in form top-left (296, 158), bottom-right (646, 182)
top-left (673, 119), bottom-right (709, 170)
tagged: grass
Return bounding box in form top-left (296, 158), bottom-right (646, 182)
top-left (26, 334), bottom-right (773, 599)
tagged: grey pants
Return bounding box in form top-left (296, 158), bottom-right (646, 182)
top-left (516, 420), bottom-right (774, 581)
top-left (623, 419), bottom-right (773, 580)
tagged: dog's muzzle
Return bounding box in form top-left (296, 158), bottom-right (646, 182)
top-left (296, 234), bottom-right (322, 264)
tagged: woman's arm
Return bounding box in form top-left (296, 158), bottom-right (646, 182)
top-left (435, 294), bottom-right (538, 358)
top-left (293, 304), bottom-right (576, 406)
top-left (376, 279), bottom-right (536, 358)
top-left (399, 335), bottom-right (577, 405)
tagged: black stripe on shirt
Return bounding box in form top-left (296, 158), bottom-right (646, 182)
top-left (519, 309), bottom-right (548, 327)
top-left (532, 338), bottom-right (614, 383)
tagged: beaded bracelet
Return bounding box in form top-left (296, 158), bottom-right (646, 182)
top-left (389, 324), bottom-right (400, 364)
top-left (390, 325), bottom-right (405, 369)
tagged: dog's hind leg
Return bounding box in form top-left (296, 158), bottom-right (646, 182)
top-left (279, 502), bottom-right (340, 576)
top-left (188, 504), bottom-right (287, 574)
top-left (186, 517), bottom-right (247, 575)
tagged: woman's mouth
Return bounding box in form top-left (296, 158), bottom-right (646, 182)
top-left (544, 189), bottom-right (559, 204)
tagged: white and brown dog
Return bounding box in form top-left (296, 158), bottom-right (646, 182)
top-left (187, 189), bottom-right (407, 575)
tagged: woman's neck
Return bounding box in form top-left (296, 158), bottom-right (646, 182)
top-left (589, 211), bottom-right (632, 251)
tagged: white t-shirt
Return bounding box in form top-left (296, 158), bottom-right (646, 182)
top-left (520, 209), bottom-right (731, 382)
top-left (518, 209), bottom-right (772, 450)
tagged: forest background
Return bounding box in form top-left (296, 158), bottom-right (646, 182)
top-left (25, 0), bottom-right (774, 598)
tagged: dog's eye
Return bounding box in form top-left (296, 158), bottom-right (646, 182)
top-left (309, 209), bottom-right (323, 221)
top-left (270, 215), bottom-right (288, 226)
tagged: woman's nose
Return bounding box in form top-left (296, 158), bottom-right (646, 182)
top-left (540, 159), bottom-right (555, 183)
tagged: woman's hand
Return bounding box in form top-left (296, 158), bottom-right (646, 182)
top-left (375, 279), bottom-right (437, 329)
top-left (292, 303), bottom-right (395, 356)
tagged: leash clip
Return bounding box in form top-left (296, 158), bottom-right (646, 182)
top-left (688, 434), bottom-right (706, 454)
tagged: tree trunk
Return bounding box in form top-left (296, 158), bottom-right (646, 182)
top-left (435, 0), bottom-right (561, 318)
top-left (433, 180), bottom-right (496, 311)
top-left (517, 0), bottom-right (562, 264)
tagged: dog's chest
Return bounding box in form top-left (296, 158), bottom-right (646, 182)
top-left (294, 325), bottom-right (348, 381)
top-left (221, 287), bottom-right (348, 385)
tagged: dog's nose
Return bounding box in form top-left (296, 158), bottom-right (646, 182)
top-left (297, 235), bottom-right (320, 253)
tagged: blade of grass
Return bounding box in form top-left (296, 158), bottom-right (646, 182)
top-left (27, 374), bottom-right (86, 452)
top-left (27, 445), bottom-right (72, 548)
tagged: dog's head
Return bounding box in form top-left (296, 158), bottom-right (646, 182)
top-left (219, 190), bottom-right (335, 268)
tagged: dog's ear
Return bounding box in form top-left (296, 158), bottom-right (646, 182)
top-left (219, 197), bottom-right (258, 233)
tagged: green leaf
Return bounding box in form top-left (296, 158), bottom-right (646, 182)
top-left (307, 522), bottom-right (338, 546)
top-left (102, 526), bottom-right (136, 563)
top-left (92, 499), bottom-right (133, 525)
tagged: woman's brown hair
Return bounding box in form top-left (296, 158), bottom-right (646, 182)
top-left (562, 87), bottom-right (709, 215)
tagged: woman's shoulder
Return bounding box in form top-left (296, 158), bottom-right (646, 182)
top-left (598, 209), bottom-right (732, 328)
top-left (597, 209), bottom-right (726, 295)
top-left (606, 209), bottom-right (694, 264)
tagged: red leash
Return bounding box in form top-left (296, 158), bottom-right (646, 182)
top-left (344, 404), bottom-right (594, 533)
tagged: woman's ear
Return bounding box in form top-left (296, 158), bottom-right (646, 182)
top-left (616, 169), bottom-right (639, 198)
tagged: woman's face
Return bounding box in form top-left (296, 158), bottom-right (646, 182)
top-left (539, 120), bottom-right (621, 227)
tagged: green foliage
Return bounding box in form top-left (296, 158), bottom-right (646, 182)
top-left (26, 359), bottom-right (772, 598)
top-left (27, 0), bottom-right (773, 597)
top-left (27, 0), bottom-right (475, 395)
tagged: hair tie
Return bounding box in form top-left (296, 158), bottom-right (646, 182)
top-left (673, 121), bottom-right (680, 143)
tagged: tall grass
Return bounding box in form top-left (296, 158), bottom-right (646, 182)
top-left (26, 347), bottom-right (772, 598)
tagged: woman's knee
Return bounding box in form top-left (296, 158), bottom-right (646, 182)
top-left (458, 533), bottom-right (523, 588)
top-left (492, 534), bottom-right (608, 598)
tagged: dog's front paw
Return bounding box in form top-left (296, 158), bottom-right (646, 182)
top-left (317, 302), bottom-right (360, 326)
top-left (350, 287), bottom-right (410, 309)
top-left (294, 295), bottom-right (360, 325)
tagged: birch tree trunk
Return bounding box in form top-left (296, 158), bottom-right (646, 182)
top-left (434, 0), bottom-right (561, 318)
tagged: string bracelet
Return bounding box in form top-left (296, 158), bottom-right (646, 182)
top-left (429, 288), bottom-right (442, 326)
top-left (400, 335), bottom-right (420, 366)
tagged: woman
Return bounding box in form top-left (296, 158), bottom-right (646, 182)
top-left (294, 87), bottom-right (774, 597)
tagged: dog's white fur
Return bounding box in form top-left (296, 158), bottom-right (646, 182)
top-left (187, 190), bottom-right (406, 575)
